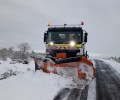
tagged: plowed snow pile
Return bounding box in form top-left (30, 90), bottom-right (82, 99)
top-left (0, 59), bottom-right (73, 100)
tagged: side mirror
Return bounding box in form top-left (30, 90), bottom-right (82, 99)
top-left (44, 32), bottom-right (47, 43)
top-left (84, 33), bottom-right (88, 42)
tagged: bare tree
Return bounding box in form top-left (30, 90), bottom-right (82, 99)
top-left (18, 43), bottom-right (31, 52)
top-left (15, 43), bottom-right (31, 63)
top-left (0, 48), bottom-right (8, 61)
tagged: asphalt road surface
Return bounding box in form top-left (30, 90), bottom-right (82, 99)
top-left (95, 60), bottom-right (120, 100)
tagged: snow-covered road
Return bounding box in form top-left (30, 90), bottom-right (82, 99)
top-left (0, 59), bottom-right (120, 100)
top-left (53, 86), bottom-right (89, 100)
top-left (54, 59), bottom-right (120, 100)
top-left (95, 59), bottom-right (120, 100)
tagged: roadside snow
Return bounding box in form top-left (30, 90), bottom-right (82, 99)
top-left (87, 59), bottom-right (96, 100)
top-left (0, 59), bottom-right (34, 75)
top-left (0, 59), bottom-right (73, 100)
top-left (101, 59), bottom-right (120, 75)
top-left (87, 78), bottom-right (96, 100)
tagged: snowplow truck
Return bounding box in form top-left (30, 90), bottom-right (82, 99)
top-left (33, 24), bottom-right (96, 88)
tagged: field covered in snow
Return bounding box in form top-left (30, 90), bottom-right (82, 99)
top-left (0, 58), bottom-right (120, 100)
top-left (0, 59), bottom-right (73, 100)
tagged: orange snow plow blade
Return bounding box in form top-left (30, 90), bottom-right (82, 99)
top-left (33, 55), bottom-right (96, 84)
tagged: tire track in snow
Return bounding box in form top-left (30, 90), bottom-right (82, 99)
top-left (54, 88), bottom-right (71, 100)
top-left (80, 85), bottom-right (89, 100)
top-left (67, 88), bottom-right (82, 100)
top-left (54, 86), bottom-right (89, 100)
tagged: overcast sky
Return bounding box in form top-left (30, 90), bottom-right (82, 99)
top-left (0, 0), bottom-right (120, 56)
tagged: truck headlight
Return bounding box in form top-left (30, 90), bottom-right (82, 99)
top-left (49, 41), bottom-right (54, 46)
top-left (70, 41), bottom-right (76, 47)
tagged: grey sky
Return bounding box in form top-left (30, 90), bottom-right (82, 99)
top-left (0, 0), bottom-right (120, 56)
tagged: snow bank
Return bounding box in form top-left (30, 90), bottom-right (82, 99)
top-left (101, 59), bottom-right (120, 75)
top-left (89, 53), bottom-right (117, 59)
top-left (0, 59), bottom-right (73, 100)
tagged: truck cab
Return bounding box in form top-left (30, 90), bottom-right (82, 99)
top-left (44, 26), bottom-right (88, 57)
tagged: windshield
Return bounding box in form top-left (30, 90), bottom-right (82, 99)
top-left (47, 32), bottom-right (82, 44)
